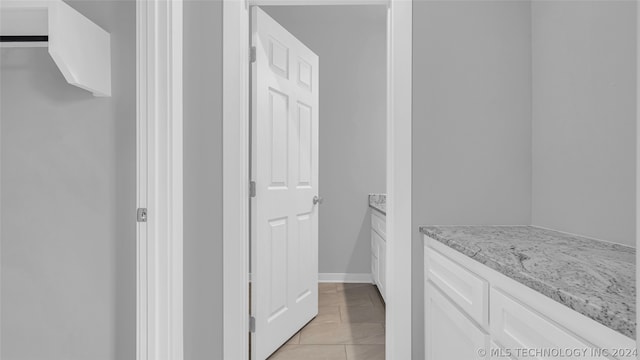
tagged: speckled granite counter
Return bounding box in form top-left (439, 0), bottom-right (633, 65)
top-left (420, 225), bottom-right (636, 338)
top-left (369, 194), bottom-right (386, 215)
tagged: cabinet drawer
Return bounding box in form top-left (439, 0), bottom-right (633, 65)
top-left (490, 288), bottom-right (609, 360)
top-left (425, 247), bottom-right (489, 328)
top-left (371, 212), bottom-right (386, 239)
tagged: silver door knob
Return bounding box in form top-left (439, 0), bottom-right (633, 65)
top-left (313, 196), bottom-right (323, 205)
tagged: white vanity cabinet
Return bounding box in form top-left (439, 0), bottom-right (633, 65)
top-left (424, 235), bottom-right (636, 360)
top-left (371, 210), bottom-right (386, 302)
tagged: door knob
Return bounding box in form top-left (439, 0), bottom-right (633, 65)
top-left (313, 196), bottom-right (324, 205)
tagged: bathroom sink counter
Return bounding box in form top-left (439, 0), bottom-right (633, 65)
top-left (368, 193), bottom-right (386, 215)
top-left (420, 225), bottom-right (636, 338)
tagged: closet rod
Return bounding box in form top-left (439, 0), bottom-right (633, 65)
top-left (0, 35), bottom-right (48, 42)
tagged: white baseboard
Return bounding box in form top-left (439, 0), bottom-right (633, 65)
top-left (318, 273), bottom-right (373, 283)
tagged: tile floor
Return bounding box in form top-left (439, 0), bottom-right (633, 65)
top-left (268, 283), bottom-right (385, 360)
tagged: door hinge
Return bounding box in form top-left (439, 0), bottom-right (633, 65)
top-left (137, 208), bottom-right (147, 223)
top-left (249, 316), bottom-right (256, 333)
top-left (250, 181), bottom-right (256, 198)
top-left (250, 46), bottom-right (256, 63)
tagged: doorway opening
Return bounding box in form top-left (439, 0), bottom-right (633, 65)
top-left (222, 1), bottom-right (412, 359)
top-left (250, 5), bottom-right (387, 359)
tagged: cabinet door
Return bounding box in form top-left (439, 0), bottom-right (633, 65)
top-left (371, 254), bottom-right (378, 285)
top-left (378, 238), bottom-right (386, 301)
top-left (425, 281), bottom-right (489, 360)
top-left (371, 230), bottom-right (380, 286)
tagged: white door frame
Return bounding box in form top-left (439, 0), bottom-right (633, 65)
top-left (222, 1), bottom-right (412, 359)
top-left (621, 1), bottom-right (639, 348)
top-left (136, 1), bottom-right (184, 360)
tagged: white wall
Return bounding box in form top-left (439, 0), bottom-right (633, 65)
top-left (0, 1), bottom-right (136, 358)
top-left (263, 5), bottom-right (387, 275)
top-left (412, 1), bottom-right (533, 358)
top-left (531, 1), bottom-right (637, 247)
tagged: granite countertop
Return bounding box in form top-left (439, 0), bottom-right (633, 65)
top-left (369, 194), bottom-right (386, 215)
top-left (420, 225), bottom-right (636, 339)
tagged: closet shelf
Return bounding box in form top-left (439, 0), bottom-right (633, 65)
top-left (1, 0), bottom-right (111, 97)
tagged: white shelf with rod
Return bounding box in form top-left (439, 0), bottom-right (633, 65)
top-left (0, 0), bottom-right (111, 97)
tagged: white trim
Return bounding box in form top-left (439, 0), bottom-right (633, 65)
top-left (222, 1), bottom-right (250, 360)
top-left (136, 1), bottom-right (184, 360)
top-left (318, 273), bottom-right (374, 283)
top-left (222, 1), bottom-right (413, 359)
top-left (385, 1), bottom-right (412, 359)
top-left (636, 1), bottom-right (640, 351)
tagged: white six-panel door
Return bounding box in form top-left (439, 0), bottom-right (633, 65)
top-left (250, 7), bottom-right (320, 360)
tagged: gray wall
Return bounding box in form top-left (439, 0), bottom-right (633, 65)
top-left (263, 6), bottom-right (387, 275)
top-left (531, 1), bottom-right (637, 247)
top-left (183, 0), bottom-right (224, 359)
top-left (1, 1), bottom-right (136, 359)
top-left (412, 1), bottom-right (533, 358)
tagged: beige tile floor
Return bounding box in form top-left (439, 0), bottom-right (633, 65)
top-left (268, 283), bottom-right (385, 360)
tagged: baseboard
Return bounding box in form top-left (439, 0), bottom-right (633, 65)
top-left (318, 273), bottom-right (373, 283)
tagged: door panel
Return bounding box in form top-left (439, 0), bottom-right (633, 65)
top-left (267, 217), bottom-right (289, 322)
top-left (251, 7), bottom-right (320, 360)
top-left (296, 103), bottom-right (312, 187)
top-left (268, 89), bottom-right (289, 187)
top-left (296, 213), bottom-right (313, 302)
